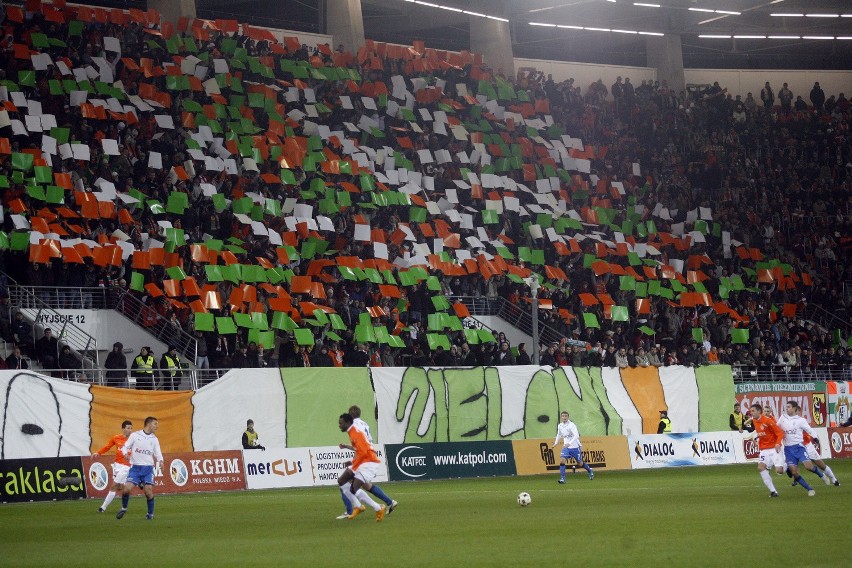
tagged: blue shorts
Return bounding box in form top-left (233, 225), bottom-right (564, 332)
top-left (560, 447), bottom-right (583, 463)
top-left (127, 465), bottom-right (155, 486)
top-left (784, 445), bottom-right (809, 466)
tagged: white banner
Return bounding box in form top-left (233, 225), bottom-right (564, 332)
top-left (812, 428), bottom-right (832, 460)
top-left (243, 445), bottom-right (389, 489)
top-left (628, 432), bottom-right (737, 469)
top-left (309, 446), bottom-right (389, 486)
top-left (193, 369), bottom-right (288, 451)
top-left (243, 447), bottom-right (314, 489)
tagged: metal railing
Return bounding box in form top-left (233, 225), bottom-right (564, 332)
top-left (7, 286), bottom-right (115, 309)
top-left (113, 291), bottom-right (198, 365)
top-left (5, 283), bottom-right (198, 369)
top-left (449, 295), bottom-right (587, 348)
top-left (21, 363), bottom-right (852, 392)
top-left (25, 367), bottom-right (217, 391)
top-left (730, 363), bottom-right (852, 382)
top-left (801, 303), bottom-right (852, 338)
top-left (5, 280), bottom-right (99, 368)
top-left (449, 295), bottom-right (501, 317)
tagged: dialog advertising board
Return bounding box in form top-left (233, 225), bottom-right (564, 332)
top-left (628, 432), bottom-right (737, 469)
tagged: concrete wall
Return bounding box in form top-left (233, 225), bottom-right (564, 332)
top-left (683, 68), bottom-right (851, 100)
top-left (513, 58), bottom-right (852, 101)
top-left (471, 315), bottom-right (533, 350)
top-left (20, 308), bottom-right (172, 363)
top-left (514, 57), bottom-right (658, 95)
top-left (256, 27), bottom-right (333, 49)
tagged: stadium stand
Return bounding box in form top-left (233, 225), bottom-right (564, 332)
top-left (0, 3), bottom-right (848, 383)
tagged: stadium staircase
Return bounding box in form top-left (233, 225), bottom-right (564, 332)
top-left (4, 274), bottom-right (99, 372)
top-left (452, 296), bottom-right (586, 348)
top-left (4, 273), bottom-right (198, 383)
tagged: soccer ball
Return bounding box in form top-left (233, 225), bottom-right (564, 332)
top-left (517, 492), bottom-right (531, 507)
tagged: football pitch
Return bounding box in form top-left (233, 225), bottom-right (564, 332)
top-left (2, 462), bottom-right (850, 567)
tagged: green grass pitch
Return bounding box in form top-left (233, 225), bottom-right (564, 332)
top-left (2, 462), bottom-right (850, 567)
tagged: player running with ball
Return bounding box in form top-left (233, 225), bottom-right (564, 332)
top-left (553, 411), bottom-right (593, 483)
top-left (116, 417), bottom-right (163, 520)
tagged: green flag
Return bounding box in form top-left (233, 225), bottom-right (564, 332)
top-left (195, 313), bottom-right (215, 332)
top-left (692, 328), bottom-right (704, 344)
top-left (426, 333), bottom-right (451, 351)
top-left (216, 317), bottom-right (238, 334)
top-left (611, 306), bottom-right (629, 322)
top-left (294, 329), bottom-right (315, 346)
top-left (731, 328), bottom-right (749, 344)
top-left (130, 272), bottom-right (145, 292)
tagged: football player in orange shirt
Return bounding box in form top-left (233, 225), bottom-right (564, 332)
top-left (92, 420), bottom-right (133, 512)
top-left (749, 404), bottom-right (785, 497)
top-left (337, 413), bottom-right (387, 522)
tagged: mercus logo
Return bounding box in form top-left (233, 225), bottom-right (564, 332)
top-left (246, 459), bottom-right (302, 477)
top-left (88, 462), bottom-right (109, 491)
top-left (396, 446), bottom-right (427, 478)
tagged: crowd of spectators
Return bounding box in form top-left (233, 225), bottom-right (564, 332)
top-left (0, 4), bottom-right (848, 385)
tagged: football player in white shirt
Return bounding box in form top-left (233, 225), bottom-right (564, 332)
top-left (552, 411), bottom-right (594, 483)
top-left (776, 401), bottom-right (823, 496)
top-left (335, 405), bottom-right (397, 519)
top-left (779, 401), bottom-right (838, 487)
top-left (794, 404), bottom-right (839, 486)
top-left (116, 417), bottom-right (163, 520)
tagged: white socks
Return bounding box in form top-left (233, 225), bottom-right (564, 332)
top-left (823, 466), bottom-right (836, 482)
top-left (355, 489), bottom-right (381, 511)
top-left (340, 482), bottom-right (361, 508)
top-left (760, 469), bottom-right (777, 492)
top-left (100, 491), bottom-right (116, 510)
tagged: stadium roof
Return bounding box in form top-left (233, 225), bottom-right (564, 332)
top-left (90, 1), bottom-right (852, 68)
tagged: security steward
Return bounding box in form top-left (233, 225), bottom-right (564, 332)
top-left (657, 410), bottom-right (672, 434)
top-left (729, 403), bottom-right (753, 432)
top-left (242, 419), bottom-right (265, 450)
top-left (131, 346), bottom-right (156, 390)
top-left (159, 346), bottom-right (183, 391)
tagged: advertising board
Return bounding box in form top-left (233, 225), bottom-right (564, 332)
top-left (385, 441), bottom-right (516, 481)
top-left (1, 457), bottom-right (86, 503)
top-left (628, 432), bottom-right (737, 469)
top-left (512, 437), bottom-right (631, 475)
